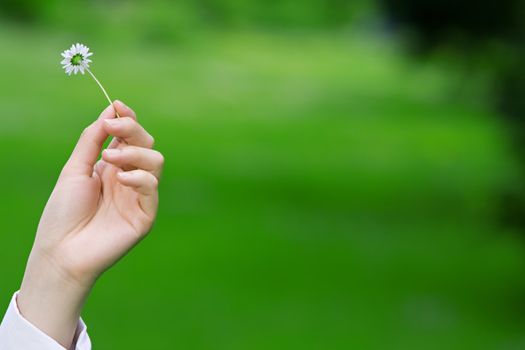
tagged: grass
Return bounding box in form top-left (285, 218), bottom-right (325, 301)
top-left (0, 27), bottom-right (524, 349)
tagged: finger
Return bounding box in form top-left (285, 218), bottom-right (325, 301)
top-left (102, 146), bottom-right (164, 178)
top-left (109, 100), bottom-right (137, 146)
top-left (113, 100), bottom-right (137, 121)
top-left (63, 104), bottom-right (115, 177)
top-left (94, 159), bottom-right (108, 177)
top-left (103, 117), bottom-right (154, 148)
top-left (107, 137), bottom-right (122, 149)
top-left (117, 170), bottom-right (159, 218)
top-left (103, 101), bottom-right (136, 147)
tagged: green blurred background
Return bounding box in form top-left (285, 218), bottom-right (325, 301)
top-left (1, 1), bottom-right (525, 349)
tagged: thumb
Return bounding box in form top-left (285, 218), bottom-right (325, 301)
top-left (62, 104), bottom-right (116, 177)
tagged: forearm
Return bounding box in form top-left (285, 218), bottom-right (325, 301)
top-left (17, 250), bottom-right (92, 348)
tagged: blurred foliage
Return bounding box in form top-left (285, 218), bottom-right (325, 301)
top-left (0, 0), bottom-right (370, 29)
top-left (379, 0), bottom-right (525, 227)
top-left (379, 0), bottom-right (525, 123)
top-left (379, 0), bottom-right (521, 45)
top-left (1, 1), bottom-right (525, 349)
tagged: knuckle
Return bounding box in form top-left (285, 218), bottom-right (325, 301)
top-left (149, 174), bottom-right (159, 189)
top-left (122, 117), bottom-right (135, 128)
top-left (80, 124), bottom-right (93, 138)
top-left (121, 145), bottom-right (135, 157)
top-left (154, 151), bottom-right (165, 167)
top-left (147, 135), bottom-right (155, 148)
top-left (127, 108), bottom-right (138, 120)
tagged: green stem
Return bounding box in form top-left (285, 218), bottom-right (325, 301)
top-left (86, 67), bottom-right (121, 118)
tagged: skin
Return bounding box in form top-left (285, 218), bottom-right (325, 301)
top-left (17, 100), bottom-right (164, 348)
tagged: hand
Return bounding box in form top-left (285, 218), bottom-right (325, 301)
top-left (17, 101), bottom-right (164, 348)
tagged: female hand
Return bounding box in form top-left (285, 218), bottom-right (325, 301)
top-left (17, 101), bottom-right (164, 348)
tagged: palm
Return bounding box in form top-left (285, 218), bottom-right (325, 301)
top-left (96, 158), bottom-right (150, 234)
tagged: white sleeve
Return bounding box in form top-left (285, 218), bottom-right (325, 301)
top-left (0, 292), bottom-right (91, 350)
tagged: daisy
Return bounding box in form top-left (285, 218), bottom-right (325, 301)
top-left (61, 43), bottom-right (92, 75)
top-left (61, 43), bottom-right (120, 117)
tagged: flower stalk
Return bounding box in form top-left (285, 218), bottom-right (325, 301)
top-left (85, 68), bottom-right (121, 118)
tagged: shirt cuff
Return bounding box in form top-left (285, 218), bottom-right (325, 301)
top-left (0, 291), bottom-right (91, 350)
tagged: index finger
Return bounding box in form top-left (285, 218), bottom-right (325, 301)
top-left (108, 100), bottom-right (137, 148)
top-left (103, 117), bottom-right (154, 148)
top-left (114, 100), bottom-right (137, 120)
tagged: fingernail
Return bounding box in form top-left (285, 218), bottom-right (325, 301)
top-left (105, 119), bottom-right (119, 127)
top-left (118, 171), bottom-right (130, 179)
top-left (104, 148), bottom-right (121, 157)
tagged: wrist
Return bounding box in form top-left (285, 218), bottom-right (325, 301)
top-left (18, 248), bottom-right (93, 348)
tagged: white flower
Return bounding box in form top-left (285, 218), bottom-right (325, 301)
top-left (60, 43), bottom-right (93, 75)
top-left (59, 42), bottom-right (121, 117)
